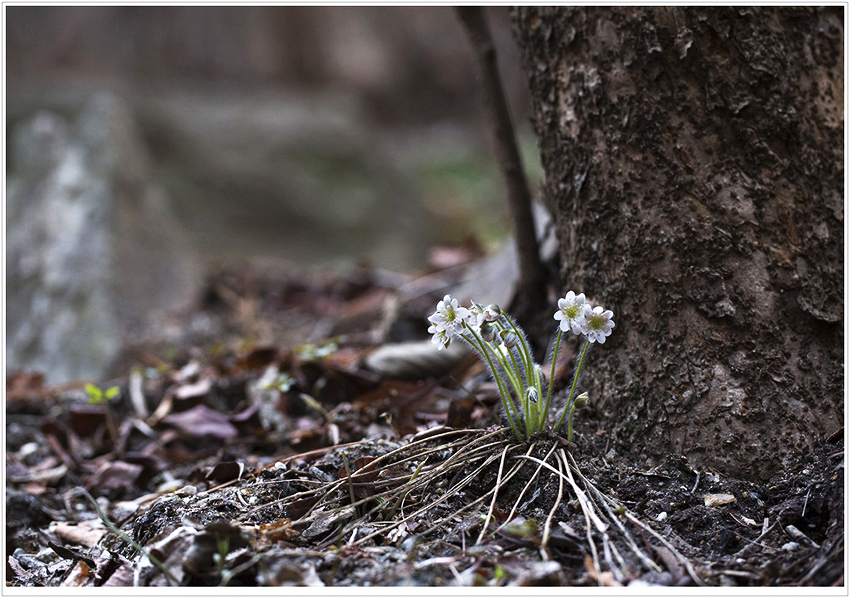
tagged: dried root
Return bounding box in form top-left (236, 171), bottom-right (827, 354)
top-left (237, 426), bottom-right (703, 586)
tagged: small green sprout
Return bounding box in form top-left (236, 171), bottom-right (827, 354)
top-left (264, 372), bottom-right (295, 393)
top-left (84, 383), bottom-right (121, 455)
top-left (427, 291), bottom-right (614, 442)
top-left (298, 393), bottom-right (331, 422)
top-left (213, 537), bottom-right (229, 570)
top-left (295, 339), bottom-right (339, 361)
top-left (85, 383), bottom-right (120, 405)
top-left (213, 537), bottom-right (235, 586)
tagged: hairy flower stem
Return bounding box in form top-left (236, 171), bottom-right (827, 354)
top-left (501, 315), bottom-right (541, 435)
top-left (541, 329), bottom-right (563, 431)
top-left (530, 360), bottom-right (543, 432)
top-left (555, 339), bottom-right (591, 437)
top-left (491, 322), bottom-right (524, 389)
top-left (492, 344), bottom-right (525, 417)
top-left (503, 316), bottom-right (535, 388)
top-left (567, 404), bottom-right (581, 444)
top-left (481, 325), bottom-right (526, 415)
top-left (461, 329), bottom-right (522, 440)
top-left (502, 346), bottom-right (531, 437)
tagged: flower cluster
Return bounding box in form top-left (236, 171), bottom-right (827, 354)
top-left (427, 296), bottom-right (501, 351)
top-left (427, 291), bottom-right (615, 442)
top-left (553, 292), bottom-right (615, 344)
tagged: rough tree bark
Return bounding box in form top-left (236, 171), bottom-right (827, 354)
top-left (511, 7), bottom-right (843, 480)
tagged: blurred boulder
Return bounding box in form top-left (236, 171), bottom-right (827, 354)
top-left (6, 93), bottom-right (203, 384)
top-left (136, 86), bottom-right (438, 272)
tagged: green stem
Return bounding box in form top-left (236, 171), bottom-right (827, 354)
top-left (500, 315), bottom-right (538, 437)
top-left (504, 315), bottom-right (535, 389)
top-left (541, 329), bottom-right (563, 430)
top-left (483, 342), bottom-right (525, 434)
top-left (490, 322), bottom-right (526, 400)
top-left (503, 345), bottom-right (531, 438)
top-left (555, 339), bottom-right (591, 435)
top-left (79, 488), bottom-right (179, 586)
top-left (531, 360), bottom-right (544, 433)
top-left (567, 404), bottom-right (580, 444)
top-left (484, 331), bottom-right (525, 419)
top-left (505, 345), bottom-right (525, 396)
top-left (461, 329), bottom-right (522, 440)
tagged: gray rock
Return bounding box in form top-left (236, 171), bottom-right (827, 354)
top-left (6, 93), bottom-right (202, 384)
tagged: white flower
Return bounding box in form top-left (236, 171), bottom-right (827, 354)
top-left (580, 304), bottom-right (615, 344)
top-left (467, 301), bottom-right (501, 327)
top-left (428, 294), bottom-right (469, 334)
top-left (428, 324), bottom-right (451, 351)
top-left (554, 291), bottom-right (587, 335)
top-left (466, 301), bottom-right (485, 328)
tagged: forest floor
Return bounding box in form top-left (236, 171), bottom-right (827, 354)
top-left (5, 257), bottom-right (845, 589)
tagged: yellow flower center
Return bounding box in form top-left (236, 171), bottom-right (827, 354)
top-left (588, 313), bottom-right (606, 331)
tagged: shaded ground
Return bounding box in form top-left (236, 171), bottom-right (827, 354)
top-left (5, 261), bottom-right (844, 588)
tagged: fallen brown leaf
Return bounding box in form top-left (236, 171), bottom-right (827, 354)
top-left (162, 404), bottom-right (239, 440)
top-left (53, 520), bottom-right (106, 548)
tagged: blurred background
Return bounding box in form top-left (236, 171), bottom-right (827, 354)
top-left (7, 6), bottom-right (543, 271)
top-left (6, 6), bottom-right (544, 382)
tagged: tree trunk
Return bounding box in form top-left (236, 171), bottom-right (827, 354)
top-left (511, 7), bottom-right (843, 480)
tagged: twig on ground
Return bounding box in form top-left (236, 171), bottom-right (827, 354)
top-left (621, 511), bottom-right (704, 586)
top-left (352, 448), bottom-right (507, 547)
top-left (561, 452), bottom-right (606, 583)
top-left (565, 452), bottom-right (659, 574)
top-left (77, 488), bottom-right (178, 587)
top-left (501, 443), bottom-right (558, 529)
top-left (476, 445), bottom-right (512, 545)
top-left (539, 450), bottom-right (564, 561)
top-left (417, 444), bottom-right (532, 541)
top-left (560, 451), bottom-right (626, 580)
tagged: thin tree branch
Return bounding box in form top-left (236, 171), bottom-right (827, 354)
top-left (456, 6), bottom-right (547, 317)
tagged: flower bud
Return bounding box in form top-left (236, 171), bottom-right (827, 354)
top-left (573, 392), bottom-right (589, 409)
top-left (480, 322), bottom-right (496, 342)
top-left (483, 304), bottom-right (501, 322)
top-left (499, 330), bottom-right (518, 348)
top-left (526, 387), bottom-right (539, 403)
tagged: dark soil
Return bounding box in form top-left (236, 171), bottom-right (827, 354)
top-left (5, 265), bottom-right (844, 588)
